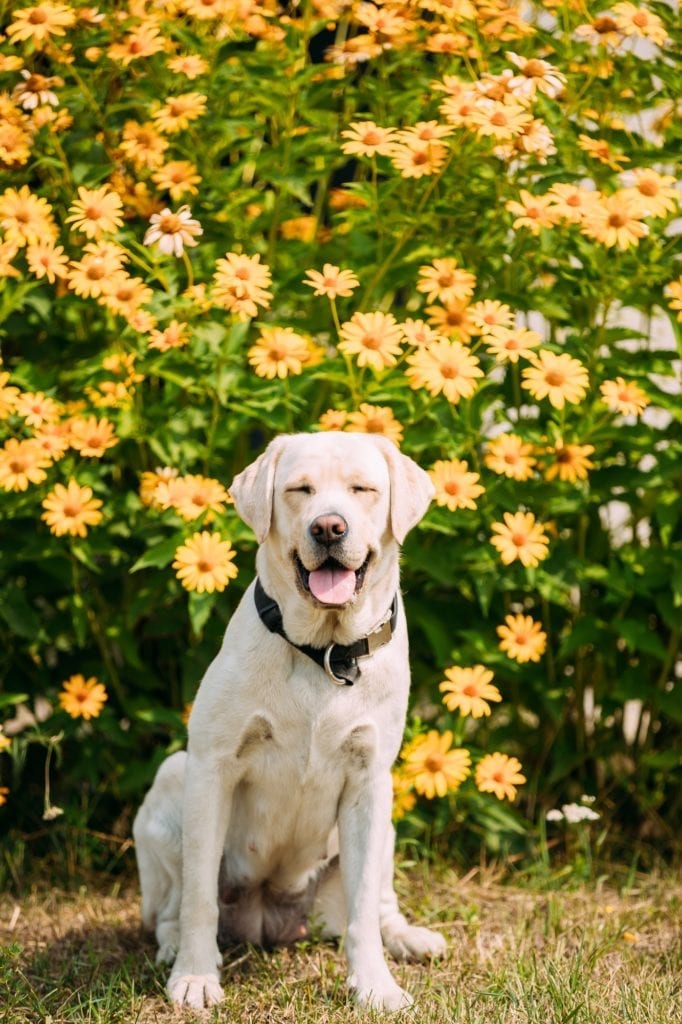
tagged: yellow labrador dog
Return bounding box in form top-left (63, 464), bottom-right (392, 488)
top-left (133, 431), bottom-right (445, 1011)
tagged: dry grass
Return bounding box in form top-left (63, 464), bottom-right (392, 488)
top-left (1, 865), bottom-right (680, 1023)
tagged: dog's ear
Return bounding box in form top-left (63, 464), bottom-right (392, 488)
top-left (370, 436), bottom-right (435, 544)
top-left (229, 436), bottom-right (288, 542)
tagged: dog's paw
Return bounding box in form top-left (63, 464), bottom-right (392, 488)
top-left (383, 921), bottom-right (447, 962)
top-left (350, 974), bottom-right (414, 1012)
top-left (167, 972), bottom-right (224, 1009)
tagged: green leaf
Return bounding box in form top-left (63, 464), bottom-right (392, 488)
top-left (130, 535), bottom-right (184, 573)
top-left (188, 590), bottom-right (217, 639)
top-left (617, 619), bottom-right (668, 661)
top-left (0, 693), bottom-right (29, 710)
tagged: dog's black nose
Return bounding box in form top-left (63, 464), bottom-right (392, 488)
top-left (309, 513), bottom-right (348, 544)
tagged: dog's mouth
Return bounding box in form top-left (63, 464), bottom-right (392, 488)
top-left (295, 553), bottom-right (370, 607)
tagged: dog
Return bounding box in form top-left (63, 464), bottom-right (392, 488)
top-left (133, 431), bottom-right (445, 1011)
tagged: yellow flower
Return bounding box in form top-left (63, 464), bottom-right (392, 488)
top-left (172, 531), bottom-right (238, 593)
top-left (139, 467), bottom-right (178, 508)
top-left (212, 251), bottom-right (273, 319)
top-left (41, 480), bottom-right (104, 537)
top-left (13, 390), bottom-right (60, 426)
top-left (65, 185), bottom-right (124, 239)
top-left (345, 403), bottom-right (404, 446)
top-left (156, 474), bottom-right (229, 521)
top-left (32, 421), bottom-right (70, 461)
top-left (303, 263), bottom-right (359, 299)
top-left (619, 169), bottom-right (678, 219)
top-left (611, 2), bottom-right (669, 45)
top-left (0, 372), bottom-right (20, 418)
top-left (522, 350), bottom-right (589, 409)
top-left (401, 730), bottom-right (471, 799)
top-left (26, 241), bottom-right (69, 283)
top-left (0, 185), bottom-right (56, 247)
top-left (390, 138), bottom-right (448, 179)
top-left (100, 272), bottom-right (153, 318)
top-left (68, 416), bottom-right (118, 458)
top-left (0, 729), bottom-right (11, 752)
top-left (340, 121), bottom-right (397, 157)
top-left (497, 614), bottom-right (547, 663)
top-left (547, 183), bottom-right (602, 223)
top-left (108, 23), bottom-right (166, 65)
top-left (248, 326), bottom-right (311, 380)
top-left (166, 54), bottom-right (209, 79)
top-left (148, 319), bottom-right (191, 352)
top-left (577, 135), bottom-right (629, 171)
top-left (491, 511), bottom-right (550, 567)
top-left (485, 325), bottom-right (541, 363)
top-left (143, 205), bottom-right (202, 257)
top-left (401, 318), bottom-right (447, 348)
top-left (152, 93), bottom-right (208, 134)
top-left (475, 753), bottom-right (526, 801)
top-left (406, 338), bottom-right (483, 404)
top-left (544, 442), bottom-right (595, 483)
top-left (574, 15), bottom-right (623, 48)
top-left (440, 665), bottom-right (502, 718)
top-left (600, 378), bottom-right (650, 416)
top-left (580, 193), bottom-right (649, 249)
top-left (484, 434), bottom-right (537, 480)
top-left (425, 300), bottom-right (476, 342)
top-left (318, 409), bottom-right (348, 431)
top-left (0, 438), bottom-right (51, 491)
top-left (429, 458), bottom-right (484, 511)
top-left (506, 190), bottom-right (557, 234)
top-left (119, 121), bottom-right (169, 169)
top-left (468, 300), bottom-right (514, 335)
top-left (0, 786), bottom-right (10, 805)
top-left (338, 311), bottom-right (404, 371)
top-left (392, 773), bottom-right (417, 821)
top-left (152, 160), bottom-right (202, 200)
top-left (68, 241), bottom-right (127, 298)
top-left (6, 2), bottom-right (76, 46)
top-left (416, 258), bottom-right (476, 305)
top-left (58, 674), bottom-right (108, 720)
top-left (468, 98), bottom-right (533, 140)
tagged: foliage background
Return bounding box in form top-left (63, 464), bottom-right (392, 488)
top-left (0, 0), bottom-right (680, 883)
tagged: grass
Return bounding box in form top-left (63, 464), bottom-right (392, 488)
top-left (1, 863), bottom-right (680, 1024)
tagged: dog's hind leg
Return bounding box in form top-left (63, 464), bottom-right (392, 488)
top-left (133, 752), bottom-right (186, 965)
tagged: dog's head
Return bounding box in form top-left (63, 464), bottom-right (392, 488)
top-left (229, 432), bottom-right (433, 616)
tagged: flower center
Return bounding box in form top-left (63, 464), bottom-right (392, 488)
top-left (444, 480), bottom-right (461, 495)
top-left (523, 59), bottom-right (545, 77)
top-left (545, 370), bottom-right (566, 387)
top-left (608, 212), bottom-right (627, 227)
top-left (594, 16), bottom-right (619, 33)
top-left (197, 559), bottom-right (213, 573)
top-left (363, 130), bottom-right (381, 146)
top-left (632, 11), bottom-right (648, 27)
top-left (638, 179), bottom-right (658, 196)
top-left (362, 334), bottom-right (381, 350)
top-left (511, 532), bottom-right (528, 547)
top-left (462, 683), bottom-right (478, 696)
top-left (490, 111), bottom-right (508, 127)
top-left (424, 753), bottom-right (444, 773)
top-left (159, 213), bottom-right (182, 233)
top-left (29, 9), bottom-right (48, 23)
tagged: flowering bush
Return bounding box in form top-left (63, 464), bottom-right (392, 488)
top-left (0, 0), bottom-right (680, 870)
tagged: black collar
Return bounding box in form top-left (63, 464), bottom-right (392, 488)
top-left (254, 578), bottom-right (398, 686)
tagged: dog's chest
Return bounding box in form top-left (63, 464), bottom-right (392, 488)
top-left (221, 693), bottom-right (381, 889)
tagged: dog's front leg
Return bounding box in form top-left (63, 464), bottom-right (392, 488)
top-left (167, 751), bottom-right (233, 1009)
top-left (339, 766), bottom-right (413, 1011)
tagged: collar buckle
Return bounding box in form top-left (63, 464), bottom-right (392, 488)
top-left (323, 644), bottom-right (353, 686)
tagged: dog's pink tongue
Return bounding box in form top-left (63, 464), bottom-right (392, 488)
top-left (308, 566), bottom-right (356, 605)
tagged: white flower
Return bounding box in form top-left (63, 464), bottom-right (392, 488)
top-left (561, 802), bottom-right (600, 823)
top-left (143, 206), bottom-right (202, 257)
top-left (546, 808), bottom-right (564, 822)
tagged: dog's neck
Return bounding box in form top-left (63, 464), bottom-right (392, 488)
top-left (255, 549), bottom-right (400, 648)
